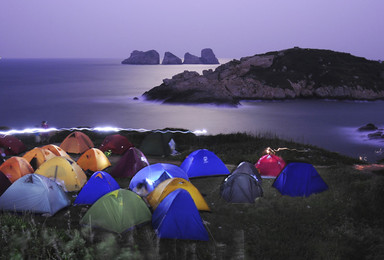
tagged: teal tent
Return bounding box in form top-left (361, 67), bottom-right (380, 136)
top-left (0, 174), bottom-right (70, 216)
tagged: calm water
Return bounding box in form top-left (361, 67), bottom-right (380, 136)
top-left (1, 59), bottom-right (384, 161)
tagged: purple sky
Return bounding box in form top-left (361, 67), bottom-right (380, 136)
top-left (1, 0), bottom-right (383, 60)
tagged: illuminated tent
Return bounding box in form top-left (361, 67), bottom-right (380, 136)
top-left (0, 171), bottom-right (12, 196)
top-left (273, 162), bottom-right (328, 197)
top-left (147, 177), bottom-right (210, 211)
top-left (35, 157), bottom-right (87, 192)
top-left (180, 149), bottom-right (230, 178)
top-left (42, 144), bottom-right (72, 159)
top-left (74, 171), bottom-right (120, 205)
top-left (152, 189), bottom-right (209, 241)
top-left (22, 147), bottom-right (56, 170)
top-left (0, 174), bottom-right (70, 216)
top-left (80, 189), bottom-right (152, 233)
top-left (129, 163), bottom-right (189, 196)
top-left (255, 154), bottom-right (286, 178)
top-left (220, 162), bottom-right (263, 203)
top-left (110, 147), bottom-right (149, 178)
top-left (0, 157), bottom-right (34, 183)
top-left (0, 135), bottom-right (27, 155)
top-left (99, 134), bottom-right (134, 154)
top-left (76, 148), bottom-right (111, 172)
top-left (60, 131), bottom-right (94, 154)
top-left (139, 132), bottom-right (173, 157)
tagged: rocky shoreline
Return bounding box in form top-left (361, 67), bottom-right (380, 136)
top-left (142, 47), bottom-right (384, 105)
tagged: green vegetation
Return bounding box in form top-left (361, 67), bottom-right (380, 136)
top-left (2, 130), bottom-right (383, 259)
top-left (247, 48), bottom-right (384, 91)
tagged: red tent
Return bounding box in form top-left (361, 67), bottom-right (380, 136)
top-left (99, 134), bottom-right (134, 154)
top-left (0, 171), bottom-right (12, 196)
top-left (0, 135), bottom-right (27, 155)
top-left (255, 154), bottom-right (286, 178)
top-left (110, 147), bottom-right (149, 178)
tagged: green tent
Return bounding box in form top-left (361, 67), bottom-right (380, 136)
top-left (80, 189), bottom-right (151, 233)
top-left (139, 132), bottom-right (174, 156)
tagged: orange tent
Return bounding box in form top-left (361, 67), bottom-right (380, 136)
top-left (77, 148), bottom-right (111, 172)
top-left (23, 147), bottom-right (56, 170)
top-left (0, 157), bottom-right (34, 183)
top-left (147, 177), bottom-right (210, 211)
top-left (42, 144), bottom-right (72, 159)
top-left (60, 131), bottom-right (94, 154)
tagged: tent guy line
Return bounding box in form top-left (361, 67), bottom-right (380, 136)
top-left (0, 127), bottom-right (208, 136)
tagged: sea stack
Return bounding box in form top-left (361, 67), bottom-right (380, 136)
top-left (122, 50), bottom-right (160, 65)
top-left (183, 52), bottom-right (201, 64)
top-left (162, 52), bottom-right (182, 64)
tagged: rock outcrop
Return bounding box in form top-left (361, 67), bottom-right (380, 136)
top-left (122, 50), bottom-right (160, 65)
top-left (183, 53), bottom-right (201, 64)
top-left (143, 47), bottom-right (384, 105)
top-left (183, 48), bottom-right (219, 64)
top-left (200, 48), bottom-right (219, 64)
top-left (162, 52), bottom-right (182, 64)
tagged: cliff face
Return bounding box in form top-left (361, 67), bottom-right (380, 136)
top-left (143, 48), bottom-right (384, 105)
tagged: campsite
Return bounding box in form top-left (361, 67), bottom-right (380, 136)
top-left (1, 129), bottom-right (384, 259)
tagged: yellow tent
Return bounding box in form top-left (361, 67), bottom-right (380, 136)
top-left (42, 144), bottom-right (72, 159)
top-left (60, 131), bottom-right (94, 154)
top-left (76, 148), bottom-right (111, 172)
top-left (35, 157), bottom-right (87, 192)
top-left (0, 157), bottom-right (34, 183)
top-left (23, 147), bottom-right (56, 170)
top-left (147, 177), bottom-right (210, 211)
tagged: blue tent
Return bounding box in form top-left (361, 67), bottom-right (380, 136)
top-left (272, 162), bottom-right (328, 197)
top-left (0, 174), bottom-right (70, 216)
top-left (129, 163), bottom-right (189, 195)
top-left (74, 171), bottom-right (120, 205)
top-left (152, 189), bottom-right (209, 241)
top-left (180, 149), bottom-right (230, 178)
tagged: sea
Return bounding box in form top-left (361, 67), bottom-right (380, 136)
top-left (1, 58), bottom-right (384, 162)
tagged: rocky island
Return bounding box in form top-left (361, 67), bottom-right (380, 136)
top-left (122, 48), bottom-right (219, 65)
top-left (142, 47), bottom-right (384, 105)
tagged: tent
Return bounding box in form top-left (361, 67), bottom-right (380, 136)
top-left (0, 135), bottom-right (27, 155)
top-left (129, 163), bottom-right (189, 195)
top-left (272, 162), bottom-right (328, 197)
top-left (80, 189), bottom-right (152, 233)
top-left (220, 162), bottom-right (263, 203)
top-left (99, 134), bottom-right (134, 154)
top-left (76, 148), bottom-right (111, 172)
top-left (139, 132), bottom-right (174, 157)
top-left (22, 147), bottom-right (56, 170)
top-left (74, 171), bottom-right (120, 205)
top-left (152, 189), bottom-right (209, 241)
top-left (147, 177), bottom-right (210, 211)
top-left (0, 174), bottom-right (70, 216)
top-left (110, 147), bottom-right (149, 178)
top-left (234, 161), bottom-right (262, 183)
top-left (255, 154), bottom-right (286, 178)
top-left (180, 149), bottom-right (230, 178)
top-left (0, 156), bottom-right (34, 183)
top-left (35, 157), bottom-right (87, 192)
top-left (42, 144), bottom-right (72, 159)
top-left (60, 131), bottom-right (94, 154)
top-left (0, 171), bottom-right (12, 196)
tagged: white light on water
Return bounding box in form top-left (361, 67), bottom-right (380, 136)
top-left (193, 129), bottom-right (208, 135)
top-left (0, 127), bottom-right (58, 135)
top-left (0, 126), bottom-right (208, 136)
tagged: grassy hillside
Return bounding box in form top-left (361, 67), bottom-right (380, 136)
top-left (1, 130), bottom-right (383, 259)
top-left (246, 48), bottom-right (384, 91)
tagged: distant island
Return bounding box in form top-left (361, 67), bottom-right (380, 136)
top-left (121, 48), bottom-right (219, 65)
top-left (142, 47), bottom-right (384, 105)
